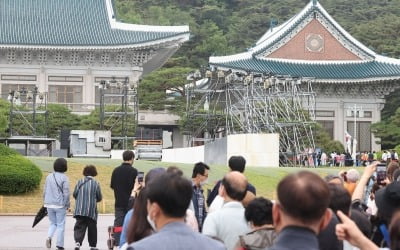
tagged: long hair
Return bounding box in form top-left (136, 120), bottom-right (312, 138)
top-left (126, 187), bottom-right (152, 243)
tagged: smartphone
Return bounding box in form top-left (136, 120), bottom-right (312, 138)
top-left (376, 163), bottom-right (387, 185)
top-left (138, 171), bottom-right (144, 183)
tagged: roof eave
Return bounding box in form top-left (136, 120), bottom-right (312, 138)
top-left (0, 33), bottom-right (190, 51)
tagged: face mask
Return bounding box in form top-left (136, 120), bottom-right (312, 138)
top-left (147, 215), bottom-right (157, 232)
top-left (200, 178), bottom-right (208, 186)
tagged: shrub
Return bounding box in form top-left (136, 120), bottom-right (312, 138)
top-left (0, 144), bottom-right (42, 194)
top-left (324, 140), bottom-right (345, 154)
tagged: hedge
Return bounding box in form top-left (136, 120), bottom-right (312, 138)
top-left (0, 144), bottom-right (42, 194)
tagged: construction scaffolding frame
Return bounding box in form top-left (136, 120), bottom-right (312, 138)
top-left (185, 70), bottom-right (316, 166)
top-left (99, 77), bottom-right (138, 149)
top-left (8, 86), bottom-right (48, 137)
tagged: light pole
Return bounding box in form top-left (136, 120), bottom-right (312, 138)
top-left (349, 104), bottom-right (363, 160)
top-left (7, 90), bottom-right (15, 137)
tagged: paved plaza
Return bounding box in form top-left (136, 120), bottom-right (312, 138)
top-left (0, 215), bottom-right (115, 250)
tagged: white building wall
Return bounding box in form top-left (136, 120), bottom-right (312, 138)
top-left (227, 134), bottom-right (279, 167)
top-left (162, 145), bottom-right (205, 164)
top-left (162, 133), bottom-right (280, 167)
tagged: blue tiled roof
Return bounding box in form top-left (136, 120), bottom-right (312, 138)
top-left (211, 58), bottom-right (400, 80)
top-left (0, 0), bottom-right (189, 47)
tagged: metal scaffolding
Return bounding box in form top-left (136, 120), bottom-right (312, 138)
top-left (185, 70), bottom-right (316, 166)
top-left (99, 77), bottom-right (138, 149)
top-left (8, 86), bottom-right (48, 137)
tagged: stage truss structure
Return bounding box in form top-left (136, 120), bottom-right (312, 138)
top-left (8, 86), bottom-right (48, 137)
top-left (99, 77), bottom-right (138, 149)
top-left (185, 70), bottom-right (316, 166)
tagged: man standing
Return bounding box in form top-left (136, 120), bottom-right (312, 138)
top-left (269, 171), bottom-right (332, 250)
top-left (202, 171), bottom-right (250, 250)
top-left (126, 172), bottom-right (225, 250)
top-left (207, 155), bottom-right (256, 207)
top-left (110, 150), bottom-right (137, 247)
top-left (190, 162), bottom-right (209, 232)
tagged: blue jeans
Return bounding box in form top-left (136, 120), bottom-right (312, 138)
top-left (47, 207), bottom-right (66, 248)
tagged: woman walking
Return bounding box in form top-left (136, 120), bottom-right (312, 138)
top-left (73, 165), bottom-right (102, 250)
top-left (43, 158), bottom-right (70, 250)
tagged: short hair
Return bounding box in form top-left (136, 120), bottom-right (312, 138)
top-left (53, 158), bottom-right (67, 173)
top-left (277, 171), bottom-right (330, 224)
top-left (122, 150), bottom-right (135, 161)
top-left (166, 166), bottom-right (183, 177)
top-left (83, 165), bottom-right (97, 177)
top-left (327, 183), bottom-right (351, 215)
top-left (221, 173), bottom-right (247, 201)
top-left (228, 156), bottom-right (246, 172)
top-left (147, 172), bottom-right (192, 218)
top-left (245, 197), bottom-right (273, 226)
top-left (191, 162), bottom-right (210, 178)
top-left (145, 167), bottom-right (166, 185)
top-left (346, 169), bottom-right (360, 183)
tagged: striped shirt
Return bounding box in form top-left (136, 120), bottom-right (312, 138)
top-left (73, 176), bottom-right (102, 221)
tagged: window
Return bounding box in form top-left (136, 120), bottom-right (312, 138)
top-left (317, 120), bottom-right (334, 139)
top-left (94, 77), bottom-right (129, 83)
top-left (48, 85), bottom-right (82, 103)
top-left (1, 84), bottom-right (37, 101)
top-left (99, 137), bottom-right (106, 143)
top-left (94, 86), bottom-right (127, 104)
top-left (346, 110), bottom-right (371, 118)
top-left (347, 121), bottom-right (371, 152)
top-left (48, 76), bottom-right (83, 82)
top-left (316, 110), bottom-right (335, 117)
top-left (1, 75), bottom-right (37, 81)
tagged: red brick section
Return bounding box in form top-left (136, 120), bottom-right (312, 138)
top-left (267, 19), bottom-right (362, 61)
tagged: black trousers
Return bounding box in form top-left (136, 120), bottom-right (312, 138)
top-left (74, 216), bottom-right (97, 247)
top-left (113, 207), bottom-right (128, 246)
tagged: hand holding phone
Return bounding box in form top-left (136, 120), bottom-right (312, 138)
top-left (376, 163), bottom-right (387, 185)
top-left (138, 171), bottom-right (144, 183)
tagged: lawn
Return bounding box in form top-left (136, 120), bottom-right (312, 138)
top-left (0, 157), bottom-right (352, 214)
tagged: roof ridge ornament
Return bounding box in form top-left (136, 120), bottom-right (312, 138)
top-left (312, 0), bottom-right (317, 6)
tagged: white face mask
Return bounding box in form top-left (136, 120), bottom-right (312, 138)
top-left (146, 215), bottom-right (157, 232)
top-left (200, 179), bottom-right (208, 186)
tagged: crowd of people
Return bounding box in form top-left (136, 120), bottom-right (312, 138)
top-left (300, 150), bottom-right (399, 167)
top-left (42, 150), bottom-right (400, 250)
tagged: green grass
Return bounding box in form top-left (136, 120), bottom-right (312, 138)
top-left (0, 157), bottom-right (354, 214)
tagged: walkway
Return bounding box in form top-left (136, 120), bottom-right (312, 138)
top-left (0, 215), bottom-right (114, 249)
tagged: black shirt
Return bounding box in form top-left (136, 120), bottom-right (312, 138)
top-left (110, 162), bottom-right (137, 208)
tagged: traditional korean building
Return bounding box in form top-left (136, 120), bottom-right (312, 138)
top-left (209, 0), bottom-right (400, 152)
top-left (0, 0), bottom-right (189, 113)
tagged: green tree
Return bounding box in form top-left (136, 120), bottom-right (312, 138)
top-left (80, 106), bottom-right (136, 138)
top-left (139, 66), bottom-right (193, 111)
top-left (372, 107), bottom-right (400, 149)
top-left (42, 104), bottom-right (81, 139)
top-left (0, 99), bottom-right (10, 137)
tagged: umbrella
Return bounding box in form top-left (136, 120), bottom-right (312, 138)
top-left (32, 206), bottom-right (47, 228)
